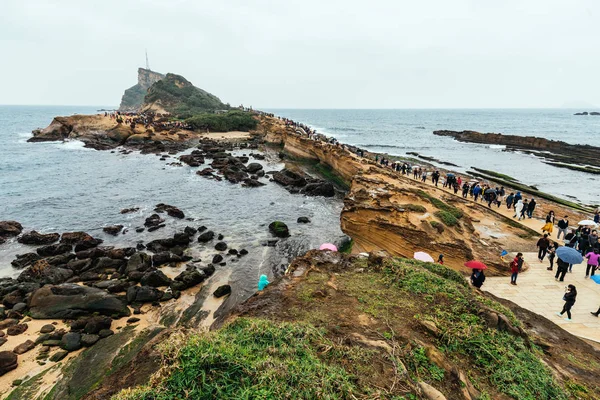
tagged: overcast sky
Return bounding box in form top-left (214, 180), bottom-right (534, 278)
top-left (1, 0), bottom-right (598, 108)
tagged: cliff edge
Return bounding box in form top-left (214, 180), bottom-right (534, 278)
top-left (119, 68), bottom-right (165, 112)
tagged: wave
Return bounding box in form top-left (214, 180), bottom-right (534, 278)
top-left (488, 145), bottom-right (507, 149)
top-left (55, 140), bottom-right (94, 151)
top-left (357, 143), bottom-right (405, 149)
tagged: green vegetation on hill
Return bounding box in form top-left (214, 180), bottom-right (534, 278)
top-left (144, 73), bottom-right (228, 117)
top-left (186, 110), bottom-right (258, 132)
top-left (119, 84), bottom-right (147, 111)
top-left (113, 256), bottom-right (595, 399)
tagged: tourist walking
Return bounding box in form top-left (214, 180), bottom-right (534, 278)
top-left (520, 199), bottom-right (529, 220)
top-left (513, 199), bottom-right (524, 219)
top-left (555, 258), bottom-right (569, 281)
top-left (470, 268), bottom-right (486, 288)
top-left (537, 234), bottom-right (550, 261)
top-left (557, 216), bottom-right (569, 240)
top-left (432, 171), bottom-right (440, 186)
top-left (514, 191), bottom-right (522, 204)
top-left (473, 185), bottom-right (482, 202)
top-left (421, 170), bottom-right (427, 182)
top-left (506, 193), bottom-right (514, 209)
top-left (461, 183), bottom-right (469, 198)
top-left (258, 274), bottom-right (270, 291)
top-left (542, 211), bottom-right (555, 235)
top-left (527, 198), bottom-right (536, 218)
top-left (556, 284), bottom-right (577, 321)
top-left (510, 253), bottom-right (523, 285)
top-left (585, 248), bottom-right (600, 278)
top-left (546, 241), bottom-right (557, 270)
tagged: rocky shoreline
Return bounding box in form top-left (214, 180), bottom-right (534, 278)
top-left (433, 129), bottom-right (600, 170)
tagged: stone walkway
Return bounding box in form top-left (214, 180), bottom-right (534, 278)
top-left (484, 252), bottom-right (600, 342)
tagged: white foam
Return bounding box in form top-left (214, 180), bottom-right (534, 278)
top-left (488, 144), bottom-right (506, 149)
top-left (56, 140), bottom-right (94, 151)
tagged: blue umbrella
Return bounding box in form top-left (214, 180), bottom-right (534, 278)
top-left (500, 250), bottom-right (508, 257)
top-left (556, 247), bottom-right (584, 264)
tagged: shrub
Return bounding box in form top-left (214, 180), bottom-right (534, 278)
top-left (429, 221), bottom-right (444, 233)
top-left (186, 111), bottom-right (258, 132)
top-left (403, 204), bottom-right (427, 213)
top-left (435, 211), bottom-right (458, 227)
top-left (417, 190), bottom-right (463, 219)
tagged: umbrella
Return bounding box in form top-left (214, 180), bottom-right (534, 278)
top-left (484, 188), bottom-right (496, 194)
top-left (578, 220), bottom-right (597, 226)
top-left (319, 243), bottom-right (338, 252)
top-left (556, 246), bottom-right (584, 264)
top-left (464, 260), bottom-right (488, 270)
top-left (414, 252), bottom-right (434, 262)
top-left (446, 173), bottom-right (455, 177)
top-left (500, 250), bottom-right (508, 257)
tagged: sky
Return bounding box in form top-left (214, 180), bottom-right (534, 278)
top-left (1, 0), bottom-right (598, 108)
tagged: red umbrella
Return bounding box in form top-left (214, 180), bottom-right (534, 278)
top-left (464, 260), bottom-right (488, 270)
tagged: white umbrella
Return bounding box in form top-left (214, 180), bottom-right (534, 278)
top-left (414, 252), bottom-right (435, 262)
top-left (578, 220), bottom-right (597, 226)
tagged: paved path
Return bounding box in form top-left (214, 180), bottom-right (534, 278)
top-left (485, 252), bottom-right (600, 342)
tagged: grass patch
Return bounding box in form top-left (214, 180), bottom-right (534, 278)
top-left (112, 318), bottom-right (371, 400)
top-left (429, 220), bottom-right (444, 233)
top-left (471, 167), bottom-right (518, 182)
top-left (435, 210), bottom-right (459, 227)
top-left (417, 190), bottom-right (463, 219)
top-left (402, 204), bottom-right (427, 213)
top-left (545, 162), bottom-right (600, 175)
top-left (186, 110), bottom-right (257, 132)
top-left (406, 345), bottom-right (445, 382)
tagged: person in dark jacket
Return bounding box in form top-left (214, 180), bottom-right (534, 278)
top-left (546, 241), bottom-right (557, 270)
top-left (514, 191), bottom-right (522, 204)
top-left (470, 269), bottom-right (485, 288)
top-left (461, 183), bottom-right (469, 198)
top-left (520, 199), bottom-right (529, 220)
top-left (527, 198), bottom-right (536, 218)
top-left (557, 216), bottom-right (569, 240)
top-left (557, 284), bottom-right (577, 321)
top-left (555, 257), bottom-right (569, 282)
top-left (506, 193), bottom-right (515, 209)
top-left (537, 234), bottom-right (550, 261)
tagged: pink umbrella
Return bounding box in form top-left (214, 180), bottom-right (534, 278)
top-left (413, 251), bottom-right (434, 263)
top-left (319, 243), bottom-right (338, 252)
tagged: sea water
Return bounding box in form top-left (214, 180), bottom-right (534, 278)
top-left (267, 108), bottom-right (600, 205)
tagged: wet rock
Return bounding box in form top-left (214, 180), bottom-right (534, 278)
top-left (297, 217), bottom-right (311, 223)
top-left (212, 254), bottom-right (224, 264)
top-left (196, 168), bottom-right (214, 176)
top-left (60, 332), bottom-right (82, 352)
top-left (7, 323), bottom-right (28, 336)
top-left (106, 281), bottom-right (130, 294)
top-left (42, 340), bottom-right (62, 347)
top-left (144, 214), bottom-right (165, 228)
top-left (126, 286), bottom-right (164, 304)
top-left (0, 221), bottom-right (23, 239)
top-left (239, 249), bottom-right (248, 256)
top-left (302, 182), bottom-right (335, 197)
top-left (12, 303), bottom-right (27, 313)
top-left (228, 249), bottom-right (238, 255)
top-left (135, 228), bottom-right (145, 233)
top-left (273, 169), bottom-right (307, 187)
top-left (102, 225), bottom-right (124, 236)
top-left (269, 221), bottom-right (290, 238)
top-left (124, 252), bottom-right (152, 275)
top-left (13, 340), bottom-right (35, 355)
top-left (147, 224), bottom-right (166, 232)
top-left (18, 231), bottom-right (60, 246)
top-left (213, 285), bottom-right (231, 298)
top-left (136, 242), bottom-right (145, 250)
top-left (198, 226), bottom-right (207, 233)
top-left (98, 329), bottom-right (114, 339)
top-left (29, 284), bottom-right (131, 319)
top-left (140, 270), bottom-right (172, 287)
top-left (197, 231), bottom-right (215, 243)
top-left (173, 232), bottom-right (191, 246)
top-left (127, 317), bottom-right (140, 324)
top-left (49, 349), bottom-right (69, 362)
top-left (11, 253), bottom-right (41, 269)
top-left (36, 243), bottom-right (72, 257)
top-left (74, 238), bottom-right (104, 252)
top-left (92, 257), bottom-right (126, 273)
top-left (172, 270), bottom-right (206, 291)
top-left (151, 252), bottom-right (183, 267)
top-left (154, 203), bottom-right (185, 219)
top-left (0, 319), bottom-right (18, 330)
top-left (120, 207), bottom-right (139, 214)
top-left (245, 163), bottom-right (263, 173)
top-left (80, 334), bottom-right (99, 347)
top-left (184, 226), bottom-right (197, 236)
top-left (45, 253), bottom-right (76, 266)
top-left (66, 258), bottom-right (92, 273)
top-left (40, 324), bottom-right (56, 334)
top-left (0, 351), bottom-right (18, 376)
top-left (107, 248), bottom-right (136, 260)
top-left (18, 261), bottom-right (74, 285)
top-left (242, 179), bottom-right (265, 187)
top-left (215, 242), bottom-right (228, 251)
top-left (0, 338), bottom-right (6, 347)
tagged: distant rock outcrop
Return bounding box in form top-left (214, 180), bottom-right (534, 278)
top-left (119, 68), bottom-right (165, 112)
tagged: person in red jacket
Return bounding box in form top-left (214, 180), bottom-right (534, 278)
top-left (510, 253), bottom-right (524, 285)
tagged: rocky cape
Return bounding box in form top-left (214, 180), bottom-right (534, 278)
top-left (434, 129), bottom-right (600, 169)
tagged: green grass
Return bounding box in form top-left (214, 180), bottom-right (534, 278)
top-left (417, 190), bottom-right (463, 219)
top-left (471, 168), bottom-right (518, 182)
top-left (186, 110), bottom-right (257, 132)
top-left (406, 345), bottom-right (445, 382)
top-left (402, 204), bottom-right (427, 213)
top-left (112, 318), bottom-right (370, 400)
top-left (311, 162), bottom-right (350, 190)
top-left (429, 220), bottom-right (444, 233)
top-left (544, 162), bottom-right (600, 175)
top-left (435, 210), bottom-right (458, 226)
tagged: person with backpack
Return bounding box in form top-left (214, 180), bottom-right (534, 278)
top-left (520, 199), bottom-right (529, 220)
top-left (506, 193), bottom-right (515, 209)
top-left (557, 284), bottom-right (577, 321)
top-left (557, 216), bottom-right (569, 240)
top-left (537, 233), bottom-right (550, 261)
top-left (546, 241), bottom-right (557, 271)
top-left (527, 198), bottom-right (537, 218)
top-left (555, 258), bottom-right (569, 282)
top-left (470, 268), bottom-right (486, 288)
top-left (510, 253), bottom-right (524, 285)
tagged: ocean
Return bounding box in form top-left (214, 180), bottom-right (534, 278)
top-left (0, 106), bottom-right (345, 297)
top-left (267, 109), bottom-right (600, 205)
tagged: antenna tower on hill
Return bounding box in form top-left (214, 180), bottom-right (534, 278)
top-left (145, 49), bottom-right (150, 71)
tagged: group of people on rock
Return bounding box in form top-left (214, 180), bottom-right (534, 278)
top-left (103, 111), bottom-right (192, 131)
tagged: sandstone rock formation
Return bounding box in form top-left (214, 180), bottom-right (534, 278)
top-left (119, 68), bottom-right (165, 112)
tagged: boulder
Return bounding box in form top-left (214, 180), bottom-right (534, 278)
top-left (28, 284), bottom-right (130, 319)
top-left (269, 221), bottom-right (290, 238)
top-left (154, 204), bottom-right (185, 219)
top-left (171, 270), bottom-right (206, 291)
top-left (60, 231), bottom-right (95, 245)
top-left (140, 270), bottom-right (172, 287)
top-left (102, 225), bottom-right (124, 236)
top-left (107, 247), bottom-right (136, 260)
top-left (145, 238), bottom-right (176, 253)
top-left (18, 261), bottom-right (74, 285)
top-left (173, 232), bottom-right (191, 246)
top-left (245, 163), bottom-right (263, 173)
top-left (0, 351), bottom-right (17, 376)
top-left (66, 259), bottom-right (92, 273)
top-left (60, 332), bottom-right (82, 352)
top-left (80, 334), bottom-right (100, 347)
top-left (36, 243), bottom-right (72, 257)
top-left (49, 350), bottom-right (69, 362)
top-left (273, 169), bottom-right (307, 187)
top-left (184, 226), bottom-right (197, 236)
top-left (7, 323), bottom-right (28, 336)
top-left (10, 253), bottom-right (41, 269)
top-left (151, 252), bottom-right (183, 267)
top-left (45, 253), bottom-right (76, 266)
top-left (215, 242), bottom-right (228, 251)
top-left (13, 340), bottom-right (35, 355)
top-left (0, 319), bottom-right (18, 330)
top-left (124, 252), bottom-right (152, 275)
top-left (91, 257), bottom-right (126, 273)
top-left (73, 237), bottom-right (103, 252)
top-left (18, 231), bottom-right (60, 246)
top-left (198, 231), bottom-right (215, 243)
top-left (297, 217), bottom-right (311, 224)
top-left (40, 324), bottom-right (56, 334)
top-left (212, 254), bottom-right (223, 264)
top-left (0, 221), bottom-right (23, 238)
top-left (126, 286), bottom-right (164, 304)
top-left (120, 207), bottom-right (139, 214)
top-left (302, 182), bottom-right (335, 197)
top-left (12, 303), bottom-right (26, 313)
top-left (98, 329), bottom-right (114, 339)
top-left (144, 214), bottom-right (165, 228)
top-left (213, 285), bottom-right (231, 298)
top-left (243, 179), bottom-right (265, 187)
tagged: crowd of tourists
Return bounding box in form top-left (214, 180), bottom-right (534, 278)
top-left (104, 111), bottom-right (192, 131)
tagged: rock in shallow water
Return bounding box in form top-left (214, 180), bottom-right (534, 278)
top-left (213, 285), bottom-right (231, 298)
top-left (18, 231), bottom-right (60, 246)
